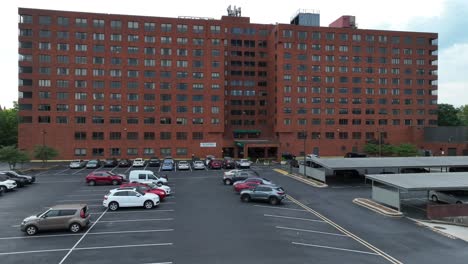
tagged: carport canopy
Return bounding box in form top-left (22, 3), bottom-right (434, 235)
top-left (366, 172), bottom-right (468, 192)
top-left (308, 156), bottom-right (468, 171)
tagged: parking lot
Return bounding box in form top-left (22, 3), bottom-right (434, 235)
top-left (0, 162), bottom-right (467, 263)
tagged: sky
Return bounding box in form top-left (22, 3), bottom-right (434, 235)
top-left (2, 0), bottom-right (467, 108)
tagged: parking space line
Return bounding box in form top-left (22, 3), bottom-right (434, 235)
top-left (276, 226), bottom-right (348, 237)
top-left (58, 209), bottom-right (108, 264)
top-left (253, 205), bottom-right (307, 211)
top-left (264, 214), bottom-right (326, 223)
top-left (0, 229), bottom-right (173, 241)
top-left (292, 242), bottom-right (380, 256)
top-left (94, 219), bottom-right (173, 223)
top-left (90, 209), bottom-right (174, 215)
top-left (72, 168), bottom-right (88, 175)
top-left (54, 168), bottom-right (71, 175)
top-left (57, 199), bottom-right (102, 202)
top-left (74, 243), bottom-right (172, 251)
top-left (0, 248), bottom-right (69, 256)
top-left (287, 195), bottom-right (402, 264)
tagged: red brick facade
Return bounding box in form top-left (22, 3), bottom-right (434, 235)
top-left (17, 8), bottom-right (438, 160)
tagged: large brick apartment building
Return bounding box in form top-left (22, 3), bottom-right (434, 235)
top-left (18, 7), bottom-right (440, 160)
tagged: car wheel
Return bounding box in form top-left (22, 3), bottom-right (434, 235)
top-left (0, 186), bottom-right (6, 192)
top-left (25, 225), bottom-right (38, 236)
top-left (269, 197), bottom-right (279, 205)
top-left (144, 200), bottom-right (154, 209)
top-left (241, 194), bottom-right (251, 202)
top-left (224, 179), bottom-right (232, 185)
top-left (431, 195), bottom-right (439, 202)
top-left (456, 201), bottom-right (462, 204)
top-left (69, 223), bottom-right (81, 233)
top-left (111, 180), bottom-right (119, 185)
top-left (108, 202), bottom-right (119, 211)
top-left (88, 180), bottom-right (96, 186)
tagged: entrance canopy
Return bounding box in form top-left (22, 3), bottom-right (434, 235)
top-left (366, 172), bottom-right (468, 191)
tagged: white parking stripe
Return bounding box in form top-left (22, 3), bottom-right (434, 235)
top-left (0, 229), bottom-right (174, 240)
top-left (276, 226), bottom-right (348, 237)
top-left (54, 168), bottom-right (71, 175)
top-left (0, 243), bottom-right (172, 256)
top-left (94, 219), bottom-right (173, 223)
top-left (74, 243), bottom-right (172, 251)
top-left (253, 205), bottom-right (307, 211)
top-left (90, 209), bottom-right (174, 215)
top-left (264, 214), bottom-right (326, 223)
top-left (58, 209), bottom-right (108, 264)
top-left (292, 242), bottom-right (379, 255)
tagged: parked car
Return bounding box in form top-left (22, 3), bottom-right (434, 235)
top-left (161, 161), bottom-right (174, 171)
top-left (69, 159), bottom-right (87, 169)
top-left (128, 170), bottom-right (168, 185)
top-left (0, 172), bottom-right (27, 187)
top-left (147, 157), bottom-right (161, 167)
top-left (86, 159), bottom-right (101, 169)
top-left (177, 161), bottom-right (190, 170)
top-left (223, 170), bottom-right (259, 185)
top-left (0, 175), bottom-right (17, 192)
top-left (0, 171), bottom-right (35, 184)
top-left (103, 158), bottom-right (118, 167)
top-left (222, 157), bottom-right (236, 169)
top-left (209, 160), bottom-right (223, 169)
top-left (85, 171), bottom-right (126, 186)
top-left (132, 158), bottom-right (146, 167)
top-left (120, 183), bottom-right (167, 201)
top-left (344, 152), bottom-right (368, 158)
top-left (103, 188), bottom-right (160, 211)
top-left (429, 190), bottom-right (468, 204)
top-left (236, 159), bottom-right (251, 169)
top-left (224, 169), bottom-right (243, 177)
top-left (233, 178), bottom-right (273, 193)
top-left (20, 204), bottom-right (90, 236)
top-left (118, 159), bottom-right (131, 167)
top-left (400, 168), bottom-right (429, 173)
top-left (192, 160), bottom-right (206, 170)
top-left (240, 185), bottom-right (286, 205)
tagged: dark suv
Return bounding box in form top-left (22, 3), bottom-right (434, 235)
top-left (223, 170), bottom-right (259, 185)
top-left (240, 185), bottom-right (286, 205)
top-left (148, 157), bottom-right (161, 167)
top-left (222, 158), bottom-right (236, 169)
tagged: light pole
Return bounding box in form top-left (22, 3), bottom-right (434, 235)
top-left (303, 130), bottom-right (307, 177)
top-left (378, 130), bottom-right (382, 157)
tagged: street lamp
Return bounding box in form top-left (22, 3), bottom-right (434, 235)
top-left (303, 130), bottom-right (307, 177)
top-left (377, 129), bottom-right (382, 157)
top-left (41, 129), bottom-right (47, 167)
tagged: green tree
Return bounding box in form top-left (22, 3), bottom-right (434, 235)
top-left (381, 144), bottom-right (395, 157)
top-left (394, 143), bottom-right (419, 157)
top-left (363, 143), bottom-right (379, 156)
top-left (0, 105), bottom-right (18, 147)
top-left (33, 145), bottom-right (58, 167)
top-left (0, 145), bottom-right (29, 169)
top-left (438, 104), bottom-right (462, 126)
top-left (457, 105), bottom-right (468, 126)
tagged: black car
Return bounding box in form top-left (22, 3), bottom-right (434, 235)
top-left (147, 157), bottom-right (161, 167)
top-left (222, 158), bottom-right (236, 169)
top-left (103, 158), bottom-right (118, 168)
top-left (118, 159), bottom-right (131, 167)
top-left (0, 173), bottom-right (28, 187)
top-left (344, 152), bottom-right (368, 158)
top-left (0, 171), bottom-right (35, 184)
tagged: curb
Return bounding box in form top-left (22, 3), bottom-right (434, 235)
top-left (353, 198), bottom-right (403, 217)
top-left (273, 169), bottom-right (328, 188)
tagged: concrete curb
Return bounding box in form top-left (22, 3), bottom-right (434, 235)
top-left (273, 169), bottom-right (328, 188)
top-left (353, 198), bottom-right (403, 217)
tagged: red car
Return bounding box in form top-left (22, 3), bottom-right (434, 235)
top-left (233, 178), bottom-right (272, 193)
top-left (85, 171), bottom-right (126, 186)
top-left (120, 182), bottom-right (167, 201)
top-left (209, 160), bottom-right (223, 169)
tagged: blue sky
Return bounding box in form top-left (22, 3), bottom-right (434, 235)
top-left (1, 0), bottom-right (467, 108)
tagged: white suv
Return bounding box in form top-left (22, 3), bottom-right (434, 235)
top-left (132, 158), bottom-right (145, 167)
top-left (103, 188), bottom-right (160, 211)
top-left (0, 175), bottom-right (17, 192)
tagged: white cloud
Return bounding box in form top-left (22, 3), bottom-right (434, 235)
top-left (438, 43), bottom-right (468, 107)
